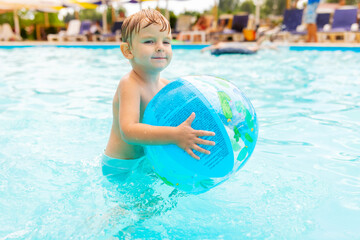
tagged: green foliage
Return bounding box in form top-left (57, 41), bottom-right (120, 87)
top-left (0, 12), bottom-right (14, 26)
top-left (261, 0), bottom-right (287, 18)
top-left (34, 12), bottom-right (45, 24)
top-left (107, 7), bottom-right (113, 24)
top-left (63, 12), bottom-right (76, 23)
top-left (238, 0), bottom-right (256, 14)
top-left (219, 0), bottom-right (240, 14)
top-left (182, 11), bottom-right (201, 17)
top-left (47, 12), bottom-right (65, 27)
top-left (79, 9), bottom-right (102, 22)
top-left (115, 7), bottom-right (127, 16)
top-left (218, 0), bottom-right (255, 15)
top-left (169, 11), bottom-right (177, 29)
top-left (156, 8), bottom-right (177, 29)
top-left (0, 11), bottom-right (63, 27)
top-left (326, 0), bottom-right (357, 3)
top-left (63, 7), bottom-right (113, 24)
top-left (218, 0), bottom-right (295, 17)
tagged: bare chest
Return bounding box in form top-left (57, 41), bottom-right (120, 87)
top-left (139, 83), bottom-right (167, 121)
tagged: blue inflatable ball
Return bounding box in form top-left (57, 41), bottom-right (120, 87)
top-left (143, 75), bottom-right (258, 194)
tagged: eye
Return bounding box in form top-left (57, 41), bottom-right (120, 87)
top-left (144, 40), bottom-right (154, 44)
top-left (163, 41), bottom-right (171, 45)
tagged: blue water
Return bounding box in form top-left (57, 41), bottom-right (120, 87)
top-left (0, 47), bottom-right (360, 239)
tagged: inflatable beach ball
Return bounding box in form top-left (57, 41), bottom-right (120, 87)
top-left (143, 76), bottom-right (258, 194)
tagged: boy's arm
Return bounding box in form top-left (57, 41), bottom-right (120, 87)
top-left (200, 45), bottom-right (216, 53)
top-left (119, 79), bottom-right (215, 159)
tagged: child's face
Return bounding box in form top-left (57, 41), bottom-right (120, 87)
top-left (130, 21), bottom-right (172, 73)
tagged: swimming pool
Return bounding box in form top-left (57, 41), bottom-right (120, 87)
top-left (1, 46), bottom-right (359, 239)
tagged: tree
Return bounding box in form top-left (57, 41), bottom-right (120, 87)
top-left (79, 9), bottom-right (102, 22)
top-left (326, 0), bottom-right (356, 4)
top-left (219, 0), bottom-right (240, 14)
top-left (239, 0), bottom-right (256, 14)
top-left (261, 0), bottom-right (287, 17)
top-left (0, 12), bottom-right (14, 26)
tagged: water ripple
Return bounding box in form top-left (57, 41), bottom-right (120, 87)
top-left (1, 47), bottom-right (360, 239)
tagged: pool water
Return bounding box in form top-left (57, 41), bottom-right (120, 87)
top-left (1, 47), bottom-right (360, 239)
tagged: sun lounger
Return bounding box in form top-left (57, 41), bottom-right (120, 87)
top-left (219, 14), bottom-right (234, 29)
top-left (287, 13), bottom-right (331, 41)
top-left (98, 21), bottom-right (123, 42)
top-left (172, 15), bottom-right (194, 39)
top-left (177, 15), bottom-right (212, 43)
top-left (319, 8), bottom-right (358, 42)
top-left (356, 32), bottom-right (360, 43)
top-left (276, 9), bottom-right (303, 41)
top-left (47, 19), bottom-right (81, 42)
top-left (0, 23), bottom-right (22, 41)
top-left (316, 13), bottom-right (331, 32)
top-left (218, 15), bottom-right (249, 42)
top-left (177, 30), bottom-right (206, 42)
top-left (65, 20), bottom-right (91, 41)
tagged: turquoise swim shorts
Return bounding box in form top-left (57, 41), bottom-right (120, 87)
top-left (101, 153), bottom-right (145, 178)
top-left (305, 2), bottom-right (319, 24)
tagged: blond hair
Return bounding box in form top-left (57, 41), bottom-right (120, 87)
top-left (121, 9), bottom-right (170, 45)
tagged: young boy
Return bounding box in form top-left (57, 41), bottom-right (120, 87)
top-left (103, 9), bottom-right (216, 177)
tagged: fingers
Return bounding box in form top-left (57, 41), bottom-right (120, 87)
top-left (196, 130), bottom-right (215, 137)
top-left (185, 144), bottom-right (212, 160)
top-left (185, 112), bottom-right (195, 125)
top-left (185, 148), bottom-right (200, 160)
top-left (195, 138), bottom-right (216, 146)
top-left (192, 145), bottom-right (211, 155)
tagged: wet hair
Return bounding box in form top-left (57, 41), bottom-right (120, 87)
top-left (121, 8), bottom-right (170, 46)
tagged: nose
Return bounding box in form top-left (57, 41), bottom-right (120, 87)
top-left (156, 42), bottom-right (164, 52)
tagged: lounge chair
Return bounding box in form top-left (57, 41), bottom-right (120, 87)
top-left (319, 8), bottom-right (358, 42)
top-left (0, 23), bottom-right (22, 41)
top-left (66, 20), bottom-right (92, 41)
top-left (288, 13), bottom-right (331, 41)
top-left (172, 15), bottom-right (194, 40)
top-left (219, 14), bottom-right (234, 29)
top-left (316, 13), bottom-right (331, 32)
top-left (177, 15), bottom-right (212, 43)
top-left (98, 21), bottom-right (123, 42)
top-left (218, 14), bottom-right (249, 42)
top-left (47, 19), bottom-right (81, 42)
top-left (276, 9), bottom-right (303, 41)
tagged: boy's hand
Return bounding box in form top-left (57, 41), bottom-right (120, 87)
top-left (175, 112), bottom-right (216, 160)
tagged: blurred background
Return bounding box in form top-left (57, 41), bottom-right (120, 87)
top-left (0, 0), bottom-right (359, 42)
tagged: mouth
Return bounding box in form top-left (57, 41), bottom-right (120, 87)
top-left (151, 57), bottom-right (167, 60)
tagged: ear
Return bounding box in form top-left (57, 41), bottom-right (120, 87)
top-left (120, 42), bottom-right (133, 60)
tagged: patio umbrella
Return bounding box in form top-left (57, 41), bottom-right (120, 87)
top-left (120, 0), bottom-right (189, 19)
top-left (120, 0), bottom-right (154, 11)
top-left (0, 0), bottom-right (100, 10)
top-left (0, 0), bottom-right (103, 35)
top-left (0, 1), bottom-right (63, 35)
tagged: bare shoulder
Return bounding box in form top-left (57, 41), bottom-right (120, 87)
top-left (160, 78), bottom-right (171, 86)
top-left (117, 73), bottom-right (141, 96)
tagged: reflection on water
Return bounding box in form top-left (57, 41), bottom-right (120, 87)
top-left (0, 47), bottom-right (360, 239)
